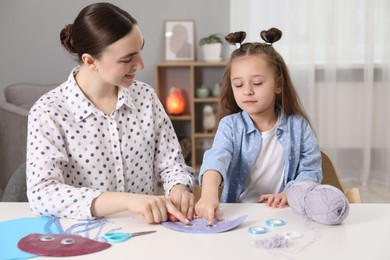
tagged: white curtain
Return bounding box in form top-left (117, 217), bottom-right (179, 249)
top-left (230, 0), bottom-right (390, 185)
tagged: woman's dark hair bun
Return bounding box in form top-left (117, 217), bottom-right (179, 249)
top-left (60, 24), bottom-right (76, 53)
top-left (225, 31), bottom-right (246, 45)
top-left (260, 27), bottom-right (282, 45)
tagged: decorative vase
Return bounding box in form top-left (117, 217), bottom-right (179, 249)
top-left (196, 86), bottom-right (209, 98)
top-left (212, 83), bottom-right (221, 97)
top-left (201, 43), bottom-right (222, 62)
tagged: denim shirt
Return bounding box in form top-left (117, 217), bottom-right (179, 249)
top-left (199, 110), bottom-right (322, 203)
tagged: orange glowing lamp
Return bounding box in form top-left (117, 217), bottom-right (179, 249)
top-left (166, 87), bottom-right (185, 115)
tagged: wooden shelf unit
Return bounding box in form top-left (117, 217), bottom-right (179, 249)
top-left (155, 61), bottom-right (226, 172)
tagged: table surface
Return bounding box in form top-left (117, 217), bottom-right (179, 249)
top-left (0, 202), bottom-right (389, 260)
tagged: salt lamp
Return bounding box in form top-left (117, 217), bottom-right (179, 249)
top-left (166, 87), bottom-right (185, 115)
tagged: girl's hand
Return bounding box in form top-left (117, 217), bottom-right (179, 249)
top-left (195, 194), bottom-right (223, 225)
top-left (169, 184), bottom-right (195, 221)
top-left (258, 190), bottom-right (288, 208)
top-left (126, 193), bottom-right (189, 224)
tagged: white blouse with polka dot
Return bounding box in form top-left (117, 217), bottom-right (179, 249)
top-left (26, 67), bottom-right (194, 219)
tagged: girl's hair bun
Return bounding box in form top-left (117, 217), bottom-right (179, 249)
top-left (225, 31), bottom-right (246, 46)
top-left (260, 27), bottom-right (282, 45)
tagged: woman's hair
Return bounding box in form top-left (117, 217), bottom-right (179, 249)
top-left (219, 28), bottom-right (311, 126)
top-left (60, 2), bottom-right (137, 62)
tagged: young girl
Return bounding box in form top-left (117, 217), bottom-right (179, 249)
top-left (26, 3), bottom-right (195, 224)
top-left (195, 28), bottom-right (322, 224)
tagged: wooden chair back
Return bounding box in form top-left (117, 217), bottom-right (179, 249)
top-left (321, 151), bottom-right (344, 192)
top-left (321, 151), bottom-right (362, 203)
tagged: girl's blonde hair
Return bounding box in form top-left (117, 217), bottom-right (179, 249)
top-left (219, 28), bottom-right (312, 127)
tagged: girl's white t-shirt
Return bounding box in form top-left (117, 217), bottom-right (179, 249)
top-left (238, 121), bottom-right (285, 203)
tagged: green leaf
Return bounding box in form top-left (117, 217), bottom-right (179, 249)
top-left (199, 34), bottom-right (223, 46)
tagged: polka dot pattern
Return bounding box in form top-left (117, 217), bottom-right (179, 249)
top-left (26, 67), bottom-right (194, 219)
top-left (199, 110), bottom-right (322, 203)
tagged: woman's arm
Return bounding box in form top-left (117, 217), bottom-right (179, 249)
top-left (150, 91), bottom-right (195, 218)
top-left (91, 192), bottom-right (189, 224)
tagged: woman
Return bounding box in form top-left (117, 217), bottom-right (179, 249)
top-left (26, 2), bottom-right (195, 224)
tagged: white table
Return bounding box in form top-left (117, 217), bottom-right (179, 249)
top-left (0, 202), bottom-right (389, 260)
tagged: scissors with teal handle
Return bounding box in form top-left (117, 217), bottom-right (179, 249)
top-left (103, 230), bottom-right (156, 243)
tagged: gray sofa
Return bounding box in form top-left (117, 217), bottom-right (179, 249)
top-left (0, 83), bottom-right (57, 193)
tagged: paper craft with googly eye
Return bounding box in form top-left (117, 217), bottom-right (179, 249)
top-left (162, 215), bottom-right (247, 234)
top-left (18, 233), bottom-right (111, 257)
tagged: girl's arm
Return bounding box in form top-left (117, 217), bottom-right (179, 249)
top-left (293, 121), bottom-right (322, 184)
top-left (195, 170), bottom-right (223, 224)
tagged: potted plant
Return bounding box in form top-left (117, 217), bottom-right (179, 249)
top-left (199, 33), bottom-right (224, 62)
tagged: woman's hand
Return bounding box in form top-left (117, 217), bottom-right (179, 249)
top-left (195, 193), bottom-right (223, 225)
top-left (258, 189), bottom-right (288, 208)
top-left (169, 184), bottom-right (195, 221)
top-left (126, 193), bottom-right (189, 224)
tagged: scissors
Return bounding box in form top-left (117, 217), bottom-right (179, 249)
top-left (103, 230), bottom-right (156, 243)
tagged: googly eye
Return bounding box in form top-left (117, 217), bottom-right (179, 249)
top-left (40, 235), bottom-right (55, 242)
top-left (185, 223), bottom-right (194, 227)
top-left (61, 238), bottom-right (75, 245)
top-left (206, 224), bottom-right (215, 228)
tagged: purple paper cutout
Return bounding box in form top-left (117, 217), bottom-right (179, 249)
top-left (162, 215), bottom-right (247, 234)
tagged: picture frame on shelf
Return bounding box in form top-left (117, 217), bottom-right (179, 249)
top-left (164, 20), bottom-right (195, 61)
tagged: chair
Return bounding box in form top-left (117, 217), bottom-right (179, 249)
top-left (0, 162), bottom-right (28, 202)
top-left (0, 83), bottom-right (57, 192)
top-left (321, 151), bottom-right (362, 203)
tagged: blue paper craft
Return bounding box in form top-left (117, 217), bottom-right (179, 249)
top-left (162, 215), bottom-right (247, 234)
top-left (0, 216), bottom-right (62, 260)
